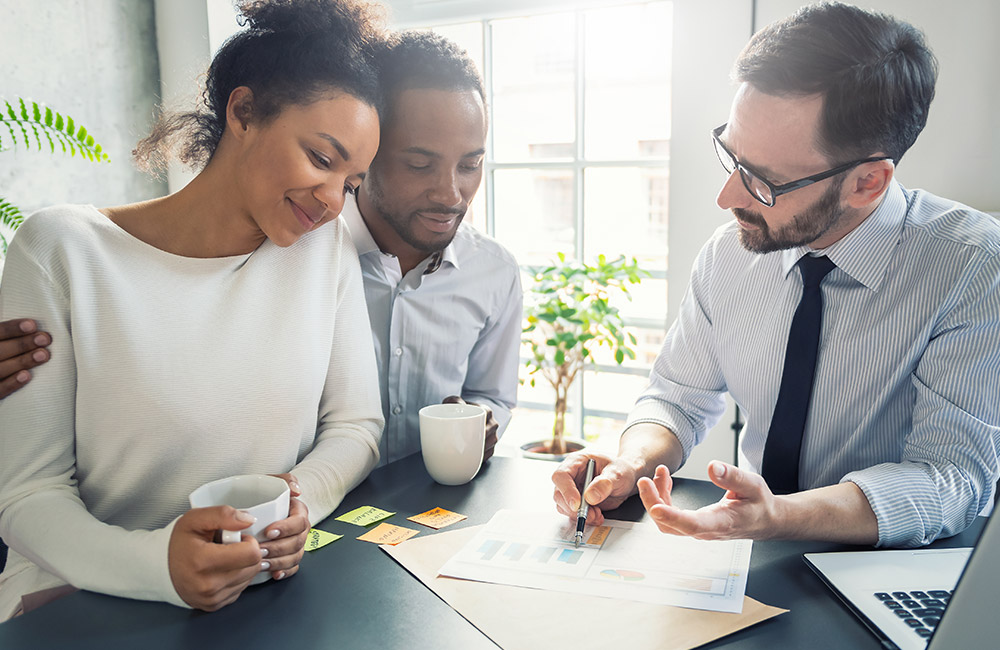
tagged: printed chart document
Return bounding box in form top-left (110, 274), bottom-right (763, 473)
top-left (438, 510), bottom-right (752, 613)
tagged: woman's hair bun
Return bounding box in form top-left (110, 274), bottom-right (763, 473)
top-left (238, 0), bottom-right (383, 42)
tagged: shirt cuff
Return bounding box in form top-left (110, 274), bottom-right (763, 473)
top-left (625, 399), bottom-right (697, 466)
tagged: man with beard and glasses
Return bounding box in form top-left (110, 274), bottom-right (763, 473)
top-left (553, 2), bottom-right (1000, 548)
top-left (0, 32), bottom-right (522, 470)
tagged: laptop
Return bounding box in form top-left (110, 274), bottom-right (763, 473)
top-left (804, 511), bottom-right (999, 650)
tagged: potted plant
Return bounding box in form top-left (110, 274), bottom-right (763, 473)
top-left (521, 252), bottom-right (646, 460)
top-left (1, 96), bottom-right (109, 256)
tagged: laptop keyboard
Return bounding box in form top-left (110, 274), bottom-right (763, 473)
top-left (874, 590), bottom-right (952, 640)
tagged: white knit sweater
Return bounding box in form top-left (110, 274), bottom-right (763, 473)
top-left (0, 205), bottom-right (383, 618)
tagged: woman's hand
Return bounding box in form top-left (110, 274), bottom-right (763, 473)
top-left (260, 473), bottom-right (310, 580)
top-left (167, 506), bottom-right (263, 611)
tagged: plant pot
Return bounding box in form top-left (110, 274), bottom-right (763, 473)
top-left (518, 438), bottom-right (587, 462)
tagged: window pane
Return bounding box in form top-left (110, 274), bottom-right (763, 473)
top-left (583, 370), bottom-right (650, 416)
top-left (583, 414), bottom-right (626, 445)
top-left (583, 166), bottom-right (668, 273)
top-left (493, 168), bottom-right (574, 266)
top-left (584, 3), bottom-right (672, 160)
top-left (490, 12), bottom-right (576, 162)
top-left (584, 325), bottom-right (665, 371)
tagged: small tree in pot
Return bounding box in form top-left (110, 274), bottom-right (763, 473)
top-left (522, 253), bottom-right (646, 457)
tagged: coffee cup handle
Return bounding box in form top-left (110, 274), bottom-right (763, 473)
top-left (220, 530), bottom-right (241, 544)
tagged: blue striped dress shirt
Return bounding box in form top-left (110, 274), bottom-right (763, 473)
top-left (627, 181), bottom-right (1000, 547)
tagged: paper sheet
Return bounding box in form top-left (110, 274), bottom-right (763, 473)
top-left (440, 510), bottom-right (752, 613)
top-left (383, 523), bottom-right (787, 650)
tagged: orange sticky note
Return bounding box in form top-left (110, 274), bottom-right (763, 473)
top-left (407, 507), bottom-right (468, 530)
top-left (357, 522), bottom-right (419, 545)
top-left (587, 525), bottom-right (611, 546)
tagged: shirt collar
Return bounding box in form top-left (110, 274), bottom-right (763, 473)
top-left (340, 193), bottom-right (381, 257)
top-left (779, 179), bottom-right (907, 290)
top-left (340, 193), bottom-right (461, 273)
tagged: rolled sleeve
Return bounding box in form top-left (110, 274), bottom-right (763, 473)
top-left (845, 253), bottom-right (1000, 547)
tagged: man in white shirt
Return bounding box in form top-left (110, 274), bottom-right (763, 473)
top-left (552, 3), bottom-right (999, 548)
top-left (352, 31), bottom-right (522, 465)
top-left (0, 31), bottom-right (522, 467)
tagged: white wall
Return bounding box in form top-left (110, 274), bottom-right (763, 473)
top-left (756, 0), bottom-right (1000, 214)
top-left (0, 1), bottom-right (166, 224)
top-left (666, 0), bottom-right (754, 478)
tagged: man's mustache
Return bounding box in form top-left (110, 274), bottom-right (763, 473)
top-left (733, 208), bottom-right (766, 228)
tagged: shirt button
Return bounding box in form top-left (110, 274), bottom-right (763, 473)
top-left (394, 347), bottom-right (403, 356)
top-left (392, 406), bottom-right (402, 415)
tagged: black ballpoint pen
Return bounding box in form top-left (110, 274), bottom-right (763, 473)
top-left (574, 458), bottom-right (596, 548)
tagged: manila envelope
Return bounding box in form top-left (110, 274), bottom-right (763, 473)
top-left (384, 524), bottom-right (787, 650)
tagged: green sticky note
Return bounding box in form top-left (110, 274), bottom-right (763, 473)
top-left (304, 528), bottom-right (342, 551)
top-left (335, 505), bottom-right (395, 527)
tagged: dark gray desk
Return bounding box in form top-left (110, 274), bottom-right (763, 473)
top-left (0, 455), bottom-right (984, 649)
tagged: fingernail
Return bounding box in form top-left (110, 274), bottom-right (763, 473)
top-left (33, 350), bottom-right (47, 362)
top-left (259, 548), bottom-right (269, 557)
top-left (235, 510), bottom-right (257, 523)
top-left (16, 370), bottom-right (29, 383)
top-left (260, 561), bottom-right (270, 571)
top-left (276, 571), bottom-right (286, 580)
top-left (290, 482), bottom-right (301, 494)
top-left (19, 320), bottom-right (35, 333)
top-left (33, 334), bottom-right (48, 346)
top-left (267, 528), bottom-right (280, 539)
top-left (712, 463), bottom-right (725, 478)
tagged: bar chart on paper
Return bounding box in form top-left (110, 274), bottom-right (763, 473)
top-left (439, 510), bottom-right (753, 613)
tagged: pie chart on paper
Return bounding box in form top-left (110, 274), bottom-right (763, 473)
top-left (600, 568), bottom-right (645, 581)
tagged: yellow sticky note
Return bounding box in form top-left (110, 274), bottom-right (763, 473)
top-left (587, 525), bottom-right (611, 546)
top-left (357, 522), bottom-right (419, 545)
top-left (304, 528), bottom-right (342, 552)
top-left (408, 507), bottom-right (468, 530)
top-left (335, 505), bottom-right (395, 527)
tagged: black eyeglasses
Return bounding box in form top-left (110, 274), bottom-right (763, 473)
top-left (712, 123), bottom-right (891, 207)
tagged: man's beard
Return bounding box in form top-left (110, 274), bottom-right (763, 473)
top-left (367, 169), bottom-right (464, 254)
top-left (735, 177), bottom-right (846, 254)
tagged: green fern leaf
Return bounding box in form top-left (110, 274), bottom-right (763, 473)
top-left (28, 122), bottom-right (42, 150)
top-left (0, 198), bottom-right (25, 232)
top-left (0, 96), bottom-right (111, 164)
top-left (1, 121), bottom-right (15, 151)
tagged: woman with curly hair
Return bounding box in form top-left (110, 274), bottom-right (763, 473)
top-left (0, 0), bottom-right (386, 617)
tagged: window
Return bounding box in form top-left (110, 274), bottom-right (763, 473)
top-left (428, 2), bottom-right (673, 451)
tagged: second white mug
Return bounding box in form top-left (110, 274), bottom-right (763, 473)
top-left (419, 403), bottom-right (487, 486)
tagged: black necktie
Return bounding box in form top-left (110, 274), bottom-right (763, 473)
top-left (761, 254), bottom-right (837, 494)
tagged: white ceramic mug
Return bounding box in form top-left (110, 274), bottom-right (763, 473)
top-left (419, 403), bottom-right (487, 486)
top-left (188, 474), bottom-right (290, 585)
